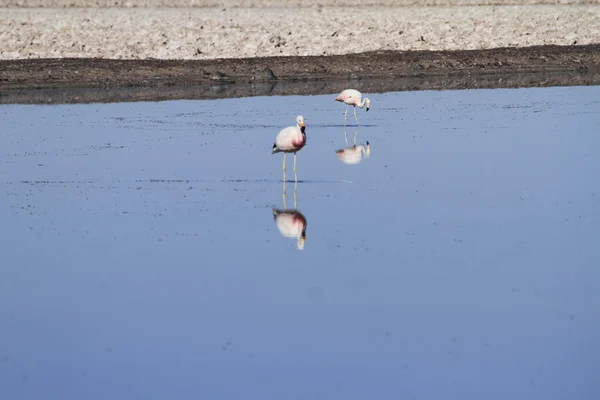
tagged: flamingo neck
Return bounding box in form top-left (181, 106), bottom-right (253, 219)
top-left (297, 124), bottom-right (306, 138)
top-left (358, 98), bottom-right (368, 108)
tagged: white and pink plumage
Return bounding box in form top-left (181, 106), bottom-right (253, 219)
top-left (272, 179), bottom-right (306, 250)
top-left (334, 89), bottom-right (371, 125)
top-left (272, 115), bottom-right (307, 182)
top-left (336, 141), bottom-right (371, 165)
top-left (272, 208), bottom-right (307, 250)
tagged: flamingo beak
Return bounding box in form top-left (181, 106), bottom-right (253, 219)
top-left (297, 236), bottom-right (306, 250)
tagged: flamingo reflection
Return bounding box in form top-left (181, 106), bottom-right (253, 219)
top-left (272, 179), bottom-right (307, 250)
top-left (335, 127), bottom-right (371, 165)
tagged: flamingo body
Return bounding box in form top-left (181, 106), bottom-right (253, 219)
top-left (272, 127), bottom-right (306, 153)
top-left (334, 89), bottom-right (367, 108)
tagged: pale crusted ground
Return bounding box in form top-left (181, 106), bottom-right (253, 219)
top-left (1, 4), bottom-right (599, 59)
top-left (2, 0), bottom-right (600, 6)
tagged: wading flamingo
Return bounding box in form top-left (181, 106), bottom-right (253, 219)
top-left (272, 179), bottom-right (307, 250)
top-left (334, 89), bottom-right (371, 126)
top-left (272, 115), bottom-right (306, 182)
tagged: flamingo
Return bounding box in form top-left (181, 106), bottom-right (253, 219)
top-left (272, 180), bottom-right (307, 250)
top-left (334, 89), bottom-right (371, 126)
top-left (272, 115), bottom-right (306, 182)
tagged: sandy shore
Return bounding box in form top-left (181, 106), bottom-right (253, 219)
top-left (1, 5), bottom-right (599, 60)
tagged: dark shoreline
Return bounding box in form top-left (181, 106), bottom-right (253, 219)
top-left (1, 44), bottom-right (599, 104)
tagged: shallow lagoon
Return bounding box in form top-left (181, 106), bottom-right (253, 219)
top-left (1, 85), bottom-right (599, 399)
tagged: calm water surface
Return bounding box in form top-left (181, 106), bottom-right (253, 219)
top-left (1, 86), bottom-right (599, 399)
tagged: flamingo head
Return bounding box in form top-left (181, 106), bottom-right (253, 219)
top-left (296, 115), bottom-right (306, 133)
top-left (364, 141), bottom-right (371, 158)
top-left (297, 230), bottom-right (306, 250)
top-left (365, 98), bottom-right (371, 111)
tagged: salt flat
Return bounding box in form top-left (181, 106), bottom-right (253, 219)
top-left (1, 3), bottom-right (599, 60)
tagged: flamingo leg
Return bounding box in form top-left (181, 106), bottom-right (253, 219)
top-left (282, 153), bottom-right (287, 173)
top-left (344, 104), bottom-right (349, 126)
top-left (293, 152), bottom-right (298, 182)
top-left (282, 178), bottom-right (287, 209)
top-left (354, 106), bottom-right (359, 126)
top-left (344, 127), bottom-right (349, 146)
top-left (353, 130), bottom-right (358, 145)
top-left (293, 179), bottom-right (297, 209)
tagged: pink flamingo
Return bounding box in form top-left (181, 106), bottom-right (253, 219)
top-left (334, 89), bottom-right (371, 126)
top-left (271, 115), bottom-right (306, 182)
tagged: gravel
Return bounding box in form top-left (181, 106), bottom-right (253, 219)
top-left (2, 0), bottom-right (600, 6)
top-left (1, 3), bottom-right (599, 60)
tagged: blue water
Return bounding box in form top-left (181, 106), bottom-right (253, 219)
top-left (1, 85), bottom-right (599, 400)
